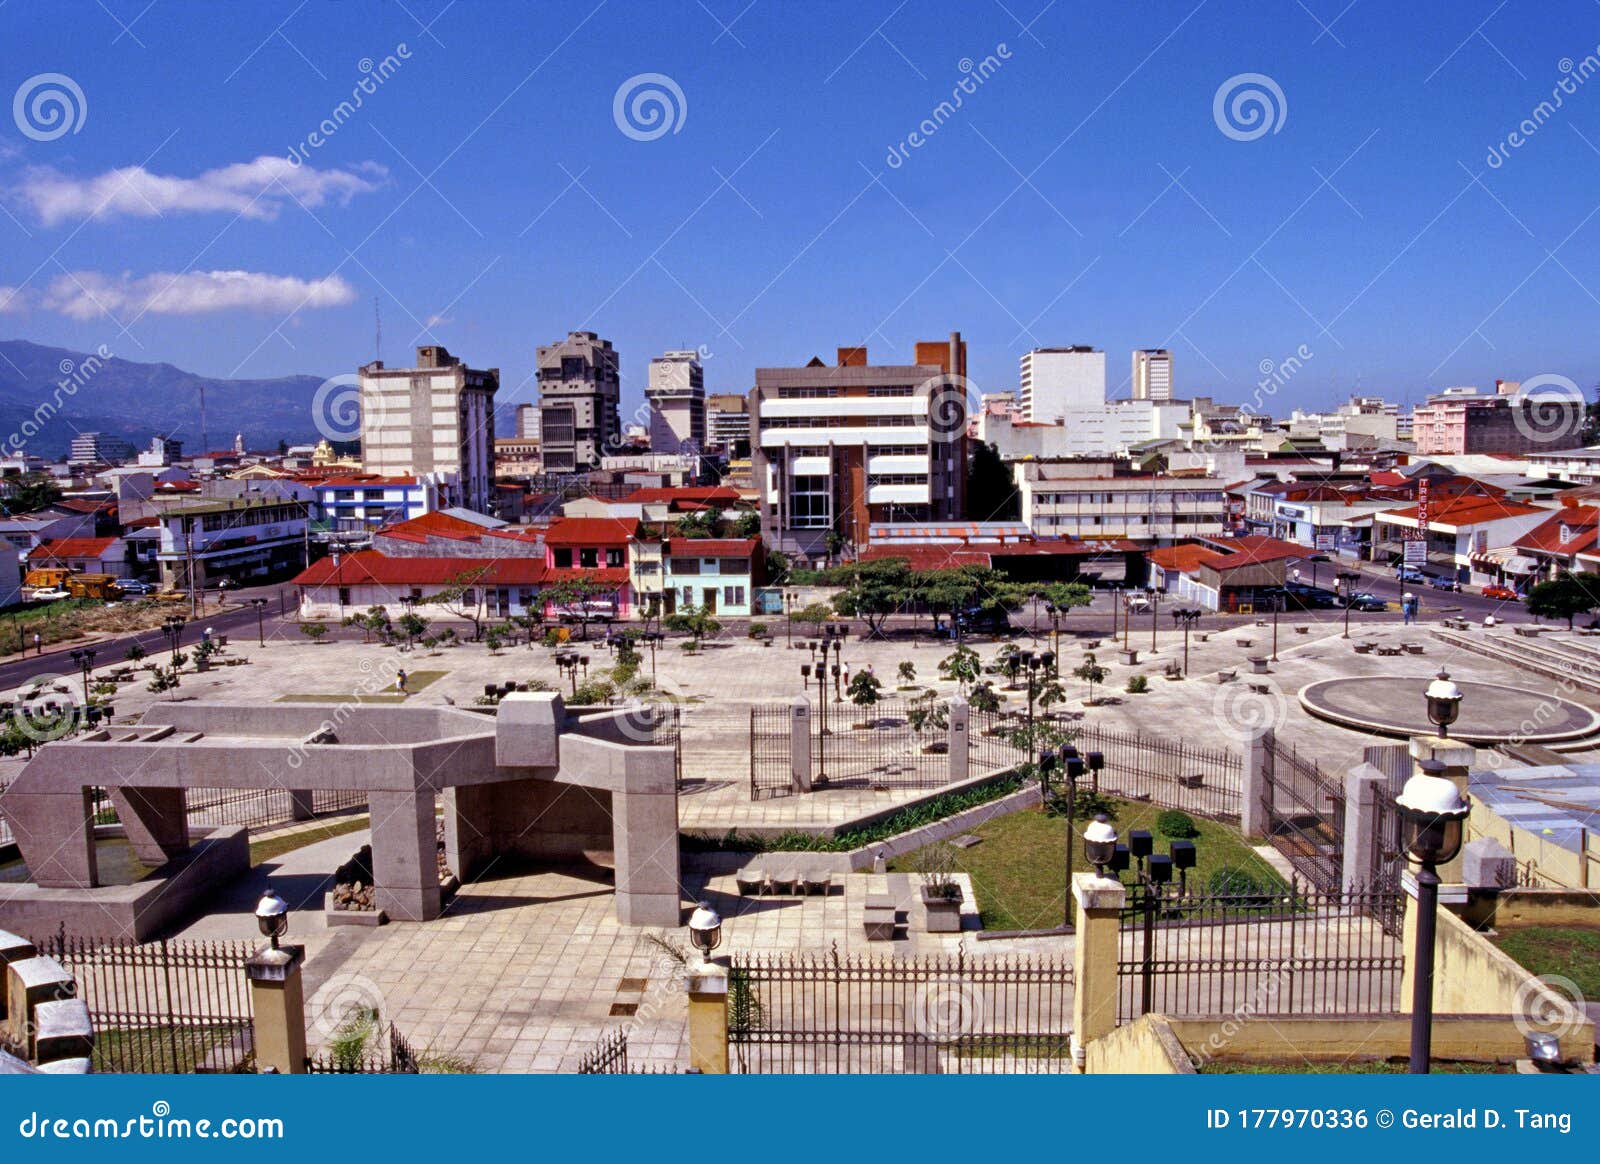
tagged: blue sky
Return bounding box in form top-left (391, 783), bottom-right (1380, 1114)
top-left (3, 0), bottom-right (1600, 422)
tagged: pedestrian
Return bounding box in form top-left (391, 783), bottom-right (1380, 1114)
top-left (396, 667), bottom-right (408, 695)
top-left (1483, 614), bottom-right (1496, 629)
top-left (1402, 592), bottom-right (1415, 625)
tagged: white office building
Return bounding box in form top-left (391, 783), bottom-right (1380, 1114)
top-left (646, 350), bottom-right (706, 455)
top-left (1131, 349), bottom-right (1173, 402)
top-left (1018, 347), bottom-right (1104, 421)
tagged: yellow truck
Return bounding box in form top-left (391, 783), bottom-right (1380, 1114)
top-left (65, 573), bottom-right (124, 600)
top-left (23, 567), bottom-right (72, 591)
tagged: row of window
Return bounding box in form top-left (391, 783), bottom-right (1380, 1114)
top-left (1036, 514), bottom-right (1222, 527)
top-left (867, 474), bottom-right (929, 486)
top-left (780, 444), bottom-right (929, 458)
top-left (774, 386), bottom-right (915, 399)
top-left (678, 585), bottom-right (747, 607)
top-left (552, 547), bottom-right (626, 569)
top-left (762, 415), bottom-right (922, 429)
top-left (1031, 491), bottom-right (1227, 506)
top-left (180, 506), bottom-right (304, 533)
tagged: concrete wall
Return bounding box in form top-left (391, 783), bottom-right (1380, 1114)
top-left (1461, 887), bottom-right (1600, 930)
top-left (1085, 1014), bottom-right (1195, 1074)
top-left (1167, 1015), bottom-right (1591, 1067)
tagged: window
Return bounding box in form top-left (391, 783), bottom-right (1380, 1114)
top-left (788, 474), bottom-right (831, 529)
top-left (579, 547), bottom-right (598, 568)
top-left (670, 557), bottom-right (700, 575)
top-left (553, 548), bottom-right (573, 568)
top-left (517, 588), bottom-right (534, 609)
top-left (606, 547), bottom-right (624, 568)
top-left (462, 589), bottom-right (477, 606)
top-left (724, 585), bottom-right (746, 607)
top-left (338, 587), bottom-right (350, 606)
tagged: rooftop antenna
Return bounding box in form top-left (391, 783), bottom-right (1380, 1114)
top-left (199, 383), bottom-right (207, 454)
top-left (374, 297), bottom-right (382, 362)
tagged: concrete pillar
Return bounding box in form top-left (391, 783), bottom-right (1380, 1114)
top-left (1409, 735), bottom-right (1476, 885)
top-left (109, 786), bottom-right (190, 867)
top-left (1240, 727), bottom-right (1272, 839)
top-left (613, 748), bottom-right (682, 928)
top-left (1341, 763), bottom-right (1387, 894)
top-left (289, 790), bottom-right (315, 821)
top-left (686, 965), bottom-right (729, 1074)
top-left (367, 790), bottom-right (442, 922)
top-left (947, 698), bottom-right (969, 782)
top-left (0, 930), bottom-right (36, 1031)
top-left (245, 944), bottom-right (306, 1074)
top-left (790, 697), bottom-right (812, 793)
top-left (1070, 871), bottom-right (1126, 1070)
top-left (7, 789), bottom-right (99, 887)
top-left (6, 956), bottom-right (74, 1057)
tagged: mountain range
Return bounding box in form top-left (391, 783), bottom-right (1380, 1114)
top-left (0, 339), bottom-right (335, 458)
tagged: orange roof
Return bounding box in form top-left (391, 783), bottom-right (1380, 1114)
top-left (623, 486), bottom-right (742, 506)
top-left (294, 551), bottom-right (548, 588)
top-left (1515, 508), bottom-right (1600, 556)
top-left (1380, 495), bottom-right (1546, 527)
top-left (663, 538), bottom-right (760, 557)
top-left (1147, 544), bottom-right (1215, 574)
top-left (544, 516), bottom-right (639, 546)
top-left (378, 511), bottom-right (503, 544)
top-left (316, 475), bottom-right (419, 488)
top-left (29, 537), bottom-right (120, 561)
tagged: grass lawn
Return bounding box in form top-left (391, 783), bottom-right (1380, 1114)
top-left (93, 1023), bottom-right (251, 1073)
top-left (275, 669), bottom-right (448, 703)
top-left (1491, 925), bottom-right (1600, 1000)
top-left (890, 797), bottom-right (1287, 933)
top-left (249, 816), bottom-right (370, 866)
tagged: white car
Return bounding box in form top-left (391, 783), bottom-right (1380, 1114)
top-left (1124, 594), bottom-right (1152, 613)
top-left (29, 587), bottom-right (71, 601)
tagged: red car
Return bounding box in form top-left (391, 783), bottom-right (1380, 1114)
top-left (1482, 585), bottom-right (1518, 601)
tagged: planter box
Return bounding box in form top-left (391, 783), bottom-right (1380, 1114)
top-left (324, 891), bottom-right (387, 927)
top-left (1177, 773), bottom-right (1205, 789)
top-left (921, 885), bottom-right (964, 933)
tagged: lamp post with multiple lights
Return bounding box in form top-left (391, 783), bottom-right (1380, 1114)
top-left (249, 597), bottom-right (269, 647)
top-left (162, 616), bottom-right (186, 666)
top-left (69, 647), bottom-right (96, 706)
top-left (1336, 569), bottom-right (1360, 638)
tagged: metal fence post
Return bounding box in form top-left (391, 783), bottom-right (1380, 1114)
top-left (1070, 871), bottom-right (1126, 1071)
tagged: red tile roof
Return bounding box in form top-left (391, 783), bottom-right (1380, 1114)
top-left (1515, 507), bottom-right (1600, 556)
top-left (1380, 495), bottom-right (1546, 527)
top-left (1147, 544), bottom-right (1216, 574)
top-left (316, 475), bottom-right (419, 488)
top-left (663, 538), bottom-right (760, 557)
top-left (624, 486), bottom-right (743, 506)
top-left (544, 516), bottom-right (639, 546)
top-left (54, 497), bottom-right (115, 514)
top-left (293, 551), bottom-right (549, 588)
top-left (543, 567), bottom-right (630, 586)
top-left (1147, 535), bottom-right (1308, 577)
top-left (377, 511), bottom-right (503, 543)
top-left (28, 537), bottom-right (120, 561)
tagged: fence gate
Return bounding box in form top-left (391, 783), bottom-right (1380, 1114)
top-left (1116, 886), bottom-right (1404, 1023)
top-left (1260, 737), bottom-right (1345, 892)
top-left (749, 704), bottom-right (794, 799)
top-left (728, 947), bottom-right (1074, 1074)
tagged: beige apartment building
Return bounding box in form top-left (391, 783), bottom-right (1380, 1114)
top-left (1016, 460), bottom-right (1229, 544)
top-left (358, 345), bottom-right (497, 514)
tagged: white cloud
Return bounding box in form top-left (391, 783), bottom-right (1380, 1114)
top-left (42, 270), bottom-right (358, 319)
top-left (0, 286), bottom-right (27, 314)
top-left (14, 156), bottom-right (386, 226)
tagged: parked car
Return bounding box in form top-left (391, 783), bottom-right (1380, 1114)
top-left (1482, 584), bottom-right (1518, 601)
top-left (113, 578), bottom-right (155, 595)
top-left (1396, 565), bottom-right (1426, 582)
top-left (28, 587), bottom-right (71, 601)
top-left (1345, 592), bottom-right (1388, 612)
top-left (554, 600), bottom-right (617, 624)
top-left (1124, 594), bottom-right (1152, 614)
top-left (1425, 574), bottom-right (1460, 591)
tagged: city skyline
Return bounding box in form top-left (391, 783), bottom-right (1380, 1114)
top-left (2, 2), bottom-right (1598, 426)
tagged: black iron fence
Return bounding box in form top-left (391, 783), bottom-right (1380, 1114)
top-left (1261, 737), bottom-right (1345, 892)
top-left (728, 946), bottom-right (1075, 1073)
top-left (749, 704), bottom-right (793, 799)
top-left (304, 1021), bottom-right (420, 1074)
top-left (36, 930), bottom-right (255, 1074)
top-left (1073, 724), bottom-right (1243, 821)
top-left (184, 787), bottom-right (368, 831)
top-left (1115, 885), bottom-right (1404, 1022)
top-left (577, 1027), bottom-right (630, 1074)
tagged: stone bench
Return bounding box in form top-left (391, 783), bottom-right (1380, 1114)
top-left (1248, 656), bottom-right (1269, 674)
top-left (863, 893), bottom-right (897, 941)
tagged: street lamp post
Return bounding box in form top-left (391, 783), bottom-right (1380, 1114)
top-left (1059, 746), bottom-right (1086, 927)
top-left (70, 647), bottom-right (96, 706)
top-left (1271, 591), bottom-right (1281, 661)
top-left (784, 591), bottom-right (796, 647)
top-left (1149, 588), bottom-right (1160, 653)
top-left (1120, 828), bottom-right (1200, 1015)
top-left (643, 631), bottom-right (661, 687)
top-left (1396, 758), bottom-right (1471, 1074)
top-left (1336, 569), bottom-right (1360, 638)
top-left (162, 616), bottom-right (186, 665)
top-left (801, 651), bottom-right (831, 785)
top-left (249, 597), bottom-right (269, 647)
top-left (1425, 669), bottom-right (1462, 738)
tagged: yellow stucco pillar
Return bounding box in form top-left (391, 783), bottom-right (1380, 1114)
top-left (245, 944), bottom-right (307, 1074)
top-left (686, 965), bottom-right (729, 1074)
top-left (1071, 871), bottom-right (1127, 1071)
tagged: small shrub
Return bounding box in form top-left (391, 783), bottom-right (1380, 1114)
top-left (567, 679), bottom-right (616, 706)
top-left (679, 640), bottom-right (697, 652)
top-left (1207, 866), bottom-right (1269, 900)
top-left (542, 628), bottom-right (564, 648)
top-left (747, 621), bottom-right (767, 639)
top-left (1126, 674), bottom-right (1149, 694)
top-left (914, 842), bottom-right (962, 901)
top-left (1157, 809), bottom-right (1200, 839)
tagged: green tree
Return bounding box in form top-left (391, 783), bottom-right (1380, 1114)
top-left (1526, 572), bottom-right (1600, 628)
top-left (896, 660), bottom-right (916, 685)
top-left (732, 510), bottom-right (761, 538)
top-left (398, 611), bottom-right (429, 647)
top-left (1036, 580), bottom-right (1093, 619)
top-left (938, 645), bottom-right (982, 693)
top-left (125, 642), bottom-right (146, 663)
top-left (2, 472), bottom-right (62, 515)
top-left (968, 681), bottom-right (1002, 713)
top-left (831, 558), bottom-right (912, 637)
top-left (664, 601), bottom-right (721, 644)
top-left (1073, 652), bottom-right (1108, 705)
top-left (425, 567), bottom-right (493, 641)
top-left (965, 441), bottom-right (1019, 521)
top-left (539, 575), bottom-right (610, 641)
top-left (299, 621), bottom-right (327, 643)
top-left (847, 668), bottom-right (883, 707)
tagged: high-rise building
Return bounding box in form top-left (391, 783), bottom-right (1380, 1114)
top-left (1412, 382), bottom-right (1583, 455)
top-left (68, 432), bottom-right (136, 466)
top-left (516, 402), bottom-right (540, 440)
top-left (646, 350), bottom-right (706, 455)
top-left (705, 393), bottom-right (750, 454)
top-left (358, 345), bottom-right (498, 514)
top-left (1018, 347), bottom-right (1104, 421)
top-left (751, 333), bottom-right (967, 558)
top-left (1131, 349), bottom-right (1173, 401)
top-left (536, 331), bottom-right (620, 472)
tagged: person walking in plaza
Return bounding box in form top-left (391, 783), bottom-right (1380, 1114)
top-left (396, 667), bottom-right (408, 696)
